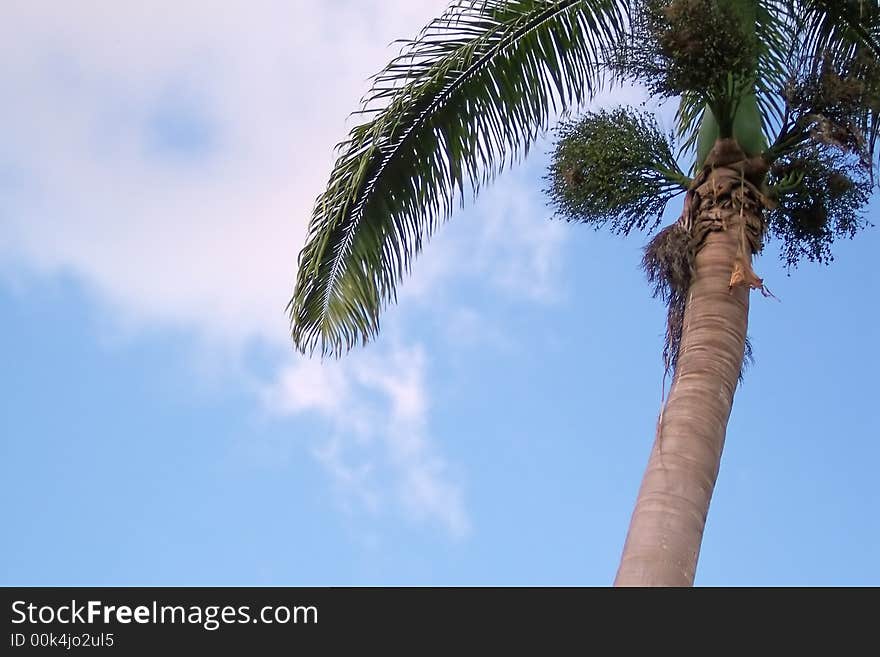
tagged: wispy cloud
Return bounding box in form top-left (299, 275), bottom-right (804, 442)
top-left (262, 346), bottom-right (470, 539)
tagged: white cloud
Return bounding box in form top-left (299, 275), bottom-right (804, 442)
top-left (262, 346), bottom-right (470, 539)
top-left (0, 0), bottom-right (568, 539)
top-left (1, 0), bottom-right (454, 346)
top-left (262, 357), bottom-right (351, 417)
top-left (474, 174), bottom-right (568, 302)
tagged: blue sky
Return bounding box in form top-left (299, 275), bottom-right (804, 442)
top-left (2, 1), bottom-right (878, 586)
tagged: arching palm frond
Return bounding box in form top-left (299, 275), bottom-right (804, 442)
top-left (754, 0), bottom-right (795, 131)
top-left (801, 0), bottom-right (880, 60)
top-left (289, 0), bottom-right (628, 356)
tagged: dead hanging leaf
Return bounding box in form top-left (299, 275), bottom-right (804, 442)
top-left (729, 256), bottom-right (764, 291)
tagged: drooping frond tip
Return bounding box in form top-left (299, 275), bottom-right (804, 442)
top-left (288, 0), bottom-right (628, 356)
top-left (642, 222), bottom-right (693, 374)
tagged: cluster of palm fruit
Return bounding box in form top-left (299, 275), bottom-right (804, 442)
top-left (766, 48), bottom-right (879, 265)
top-left (615, 0), bottom-right (758, 104)
top-left (544, 107), bottom-right (686, 235)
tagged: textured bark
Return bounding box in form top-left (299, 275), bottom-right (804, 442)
top-left (614, 142), bottom-right (766, 586)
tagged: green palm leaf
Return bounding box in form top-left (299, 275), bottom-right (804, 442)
top-left (288, 0), bottom-right (627, 356)
top-left (800, 0), bottom-right (880, 59)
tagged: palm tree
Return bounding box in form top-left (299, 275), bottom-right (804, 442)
top-left (287, 0), bottom-right (880, 586)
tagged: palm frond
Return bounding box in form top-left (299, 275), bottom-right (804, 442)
top-left (754, 0), bottom-right (794, 133)
top-left (800, 0), bottom-right (880, 60)
top-left (289, 0), bottom-right (628, 356)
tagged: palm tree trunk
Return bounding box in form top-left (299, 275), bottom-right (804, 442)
top-left (614, 148), bottom-right (765, 586)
